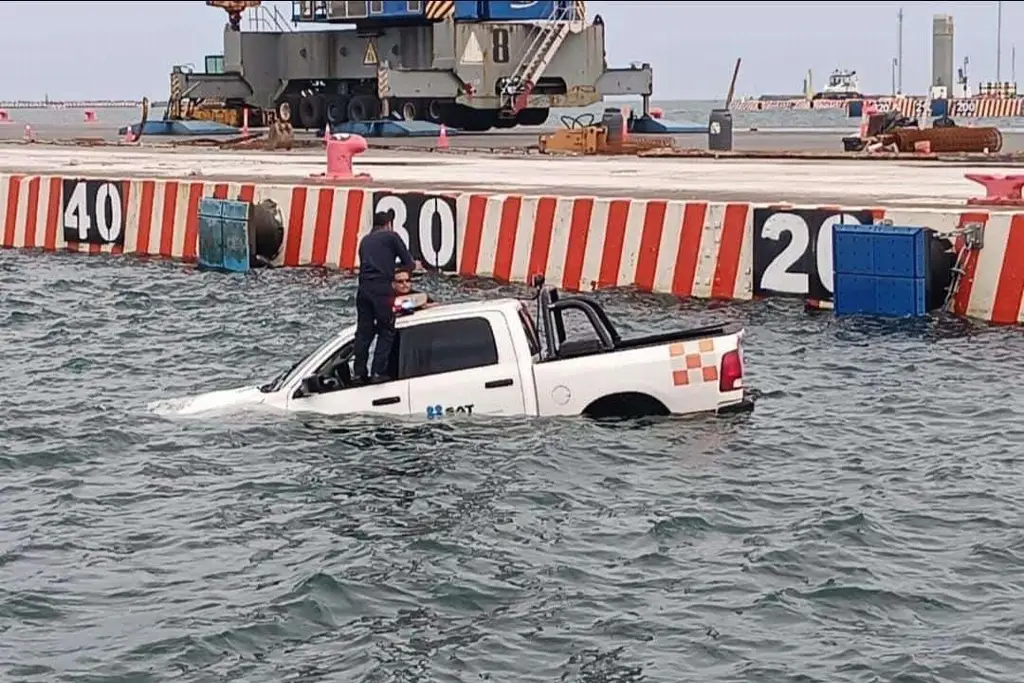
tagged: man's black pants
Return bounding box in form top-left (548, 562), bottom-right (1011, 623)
top-left (353, 289), bottom-right (395, 380)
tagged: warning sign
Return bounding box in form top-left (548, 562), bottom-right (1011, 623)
top-left (460, 31), bottom-right (483, 65)
top-left (363, 41), bottom-right (378, 65)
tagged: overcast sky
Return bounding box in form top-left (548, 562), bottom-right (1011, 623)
top-left (0, 1), bottom-right (1015, 101)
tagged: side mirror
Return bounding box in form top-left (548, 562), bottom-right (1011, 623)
top-left (293, 375), bottom-right (319, 398)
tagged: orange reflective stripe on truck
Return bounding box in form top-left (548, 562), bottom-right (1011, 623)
top-left (668, 338), bottom-right (719, 387)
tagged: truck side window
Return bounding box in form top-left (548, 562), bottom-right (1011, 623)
top-left (399, 317), bottom-right (498, 379)
top-left (517, 307), bottom-right (541, 356)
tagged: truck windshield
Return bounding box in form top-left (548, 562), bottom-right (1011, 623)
top-left (258, 334), bottom-right (341, 393)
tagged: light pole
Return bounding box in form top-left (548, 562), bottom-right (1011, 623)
top-left (997, 1), bottom-right (1003, 82)
top-left (897, 7), bottom-right (904, 93)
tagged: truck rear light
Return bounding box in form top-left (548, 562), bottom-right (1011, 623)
top-left (719, 349), bottom-right (743, 392)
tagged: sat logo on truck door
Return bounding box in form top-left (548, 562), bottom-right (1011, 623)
top-left (426, 403), bottom-right (475, 418)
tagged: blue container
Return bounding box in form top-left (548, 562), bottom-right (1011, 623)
top-left (931, 98), bottom-right (949, 117)
top-left (833, 224), bottom-right (930, 318)
top-left (198, 198), bottom-right (251, 273)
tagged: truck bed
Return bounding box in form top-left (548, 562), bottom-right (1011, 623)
top-left (549, 324), bottom-right (735, 361)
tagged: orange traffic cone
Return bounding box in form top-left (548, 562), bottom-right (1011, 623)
top-left (438, 123), bottom-right (449, 150)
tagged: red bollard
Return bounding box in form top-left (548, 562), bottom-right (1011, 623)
top-left (650, 107), bottom-right (664, 119)
top-left (314, 133), bottom-right (371, 181)
top-left (965, 173), bottom-right (1024, 206)
top-left (84, 109), bottom-right (97, 123)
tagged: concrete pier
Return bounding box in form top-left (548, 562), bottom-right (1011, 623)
top-left (0, 146), bottom-right (1014, 208)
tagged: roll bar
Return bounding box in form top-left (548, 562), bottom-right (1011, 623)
top-left (529, 275), bottom-right (619, 360)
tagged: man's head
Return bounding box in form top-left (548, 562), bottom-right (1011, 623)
top-left (393, 268), bottom-right (413, 295)
top-left (372, 209), bottom-right (395, 231)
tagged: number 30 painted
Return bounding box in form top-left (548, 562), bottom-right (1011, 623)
top-left (373, 195), bottom-right (456, 269)
top-left (759, 212), bottom-right (864, 295)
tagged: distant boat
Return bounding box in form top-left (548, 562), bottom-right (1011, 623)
top-left (811, 68), bottom-right (862, 101)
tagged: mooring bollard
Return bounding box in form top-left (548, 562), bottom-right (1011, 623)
top-left (324, 133), bottom-right (370, 180)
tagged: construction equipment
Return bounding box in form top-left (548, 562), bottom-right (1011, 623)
top-left (843, 111), bottom-right (1003, 153)
top-left (538, 110), bottom-right (676, 155)
top-left (168, 0), bottom-right (653, 132)
top-left (498, 1), bottom-right (579, 121)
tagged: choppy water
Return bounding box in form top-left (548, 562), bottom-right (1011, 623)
top-left (2, 250), bottom-right (1024, 682)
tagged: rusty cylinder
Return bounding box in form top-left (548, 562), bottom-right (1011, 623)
top-left (892, 127), bottom-right (1003, 153)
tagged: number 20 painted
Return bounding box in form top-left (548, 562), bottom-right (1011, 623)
top-left (758, 211), bottom-right (869, 296)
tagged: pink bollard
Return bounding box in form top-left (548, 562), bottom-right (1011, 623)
top-left (650, 107), bottom-right (664, 119)
top-left (324, 133), bottom-right (371, 180)
top-left (0, 109), bottom-right (9, 124)
top-left (84, 109), bottom-right (97, 123)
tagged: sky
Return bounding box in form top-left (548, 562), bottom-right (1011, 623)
top-left (0, 1), bottom-right (1016, 101)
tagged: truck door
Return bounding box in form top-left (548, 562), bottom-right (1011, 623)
top-left (288, 381), bottom-right (411, 416)
top-left (285, 339), bottom-right (411, 416)
top-left (400, 315), bottom-right (527, 418)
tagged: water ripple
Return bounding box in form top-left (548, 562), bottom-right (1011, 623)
top-left (1, 249), bottom-right (1023, 682)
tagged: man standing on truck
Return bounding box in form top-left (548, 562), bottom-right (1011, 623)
top-left (353, 210), bottom-right (419, 384)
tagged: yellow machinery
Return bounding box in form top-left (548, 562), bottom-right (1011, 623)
top-left (164, 3), bottom-right (266, 125)
top-left (538, 113), bottom-right (676, 156)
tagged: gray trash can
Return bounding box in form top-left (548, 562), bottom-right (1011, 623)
top-left (601, 107), bottom-right (625, 144)
top-left (708, 108), bottom-right (734, 152)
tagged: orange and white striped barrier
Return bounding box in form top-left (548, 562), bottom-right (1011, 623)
top-left (3, 173), bottom-right (1024, 325)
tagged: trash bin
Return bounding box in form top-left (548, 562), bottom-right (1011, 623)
top-left (708, 108), bottom-right (733, 152)
top-left (601, 107), bottom-right (626, 144)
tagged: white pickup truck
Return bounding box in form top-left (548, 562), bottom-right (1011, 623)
top-left (159, 283), bottom-right (753, 419)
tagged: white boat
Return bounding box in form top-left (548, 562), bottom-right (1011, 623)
top-left (812, 69), bottom-right (862, 101)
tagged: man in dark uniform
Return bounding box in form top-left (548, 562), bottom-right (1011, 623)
top-left (353, 210), bottom-right (417, 384)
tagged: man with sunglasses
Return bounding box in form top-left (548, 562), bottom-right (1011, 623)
top-left (392, 268), bottom-right (436, 315)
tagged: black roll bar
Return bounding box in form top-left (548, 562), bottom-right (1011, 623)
top-left (535, 285), bottom-right (617, 359)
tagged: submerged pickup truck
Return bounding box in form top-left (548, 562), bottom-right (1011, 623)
top-left (161, 282), bottom-right (754, 419)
